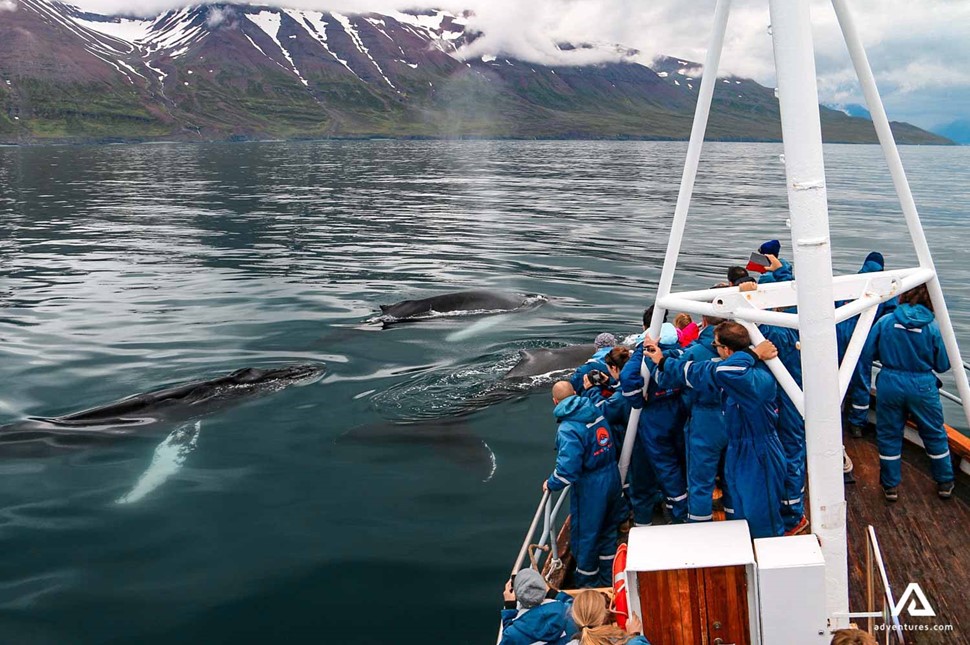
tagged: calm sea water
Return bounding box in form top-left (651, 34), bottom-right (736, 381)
top-left (0, 141), bottom-right (967, 644)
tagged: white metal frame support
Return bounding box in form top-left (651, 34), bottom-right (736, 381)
top-left (768, 0), bottom-right (848, 627)
top-left (831, 0), bottom-right (970, 431)
top-left (617, 0), bottom-right (734, 484)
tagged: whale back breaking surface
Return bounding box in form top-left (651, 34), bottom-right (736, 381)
top-left (375, 290), bottom-right (546, 325)
top-left (0, 363), bottom-right (325, 457)
top-left (504, 344), bottom-right (597, 379)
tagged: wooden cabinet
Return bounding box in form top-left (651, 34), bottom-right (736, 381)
top-left (637, 565), bottom-right (750, 645)
top-left (625, 523), bottom-right (759, 645)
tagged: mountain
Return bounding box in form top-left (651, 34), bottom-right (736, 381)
top-left (0, 1), bottom-right (953, 144)
top-left (825, 103), bottom-right (872, 120)
top-left (933, 119), bottom-right (970, 145)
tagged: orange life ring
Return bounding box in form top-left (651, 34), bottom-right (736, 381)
top-left (611, 543), bottom-right (629, 629)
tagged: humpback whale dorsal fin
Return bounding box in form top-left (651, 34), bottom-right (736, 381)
top-left (379, 304), bottom-right (390, 312)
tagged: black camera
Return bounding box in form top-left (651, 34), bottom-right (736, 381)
top-left (588, 370), bottom-right (610, 386)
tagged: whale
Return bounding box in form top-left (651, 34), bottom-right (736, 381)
top-left (0, 364), bottom-right (324, 457)
top-left (504, 344), bottom-right (597, 379)
top-left (373, 290), bottom-right (546, 325)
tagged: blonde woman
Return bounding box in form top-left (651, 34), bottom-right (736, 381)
top-left (567, 589), bottom-right (650, 645)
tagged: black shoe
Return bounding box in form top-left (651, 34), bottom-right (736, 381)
top-left (938, 481), bottom-right (955, 499)
top-left (883, 487), bottom-right (898, 503)
top-left (849, 424), bottom-right (864, 438)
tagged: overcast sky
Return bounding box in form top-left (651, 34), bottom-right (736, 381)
top-left (67, 0), bottom-right (969, 130)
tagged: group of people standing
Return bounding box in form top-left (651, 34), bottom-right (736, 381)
top-left (545, 242), bottom-right (958, 589)
top-left (501, 242), bottom-right (957, 644)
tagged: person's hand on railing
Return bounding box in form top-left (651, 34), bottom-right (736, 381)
top-left (542, 480), bottom-right (548, 492)
top-left (625, 613), bottom-right (643, 636)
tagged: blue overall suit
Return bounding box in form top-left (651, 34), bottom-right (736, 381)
top-left (656, 351), bottom-right (786, 539)
top-left (583, 386), bottom-right (630, 458)
top-left (857, 303), bottom-right (954, 488)
top-left (620, 343), bottom-right (687, 524)
top-left (837, 253), bottom-right (898, 428)
top-left (546, 395), bottom-right (625, 587)
top-left (650, 325), bottom-right (729, 523)
top-left (569, 347), bottom-right (612, 394)
top-left (500, 592), bottom-right (575, 645)
top-left (760, 324), bottom-right (806, 531)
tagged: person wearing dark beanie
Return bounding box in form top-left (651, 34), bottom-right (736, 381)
top-left (758, 239), bottom-right (794, 285)
top-left (759, 239), bottom-right (781, 258)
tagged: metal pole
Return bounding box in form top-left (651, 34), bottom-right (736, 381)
top-left (838, 306), bottom-right (878, 399)
top-left (831, 0), bottom-right (970, 433)
top-left (768, 0), bottom-right (849, 627)
top-left (510, 490), bottom-right (549, 579)
top-left (650, 0), bottom-right (733, 331)
top-left (618, 0), bottom-right (734, 484)
top-left (741, 322), bottom-right (805, 416)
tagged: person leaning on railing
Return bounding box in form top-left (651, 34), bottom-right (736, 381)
top-left (855, 283), bottom-right (956, 502)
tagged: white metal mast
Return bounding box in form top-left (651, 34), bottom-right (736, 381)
top-left (767, 0), bottom-right (848, 625)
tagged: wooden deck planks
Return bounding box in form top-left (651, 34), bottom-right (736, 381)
top-left (844, 434), bottom-right (970, 644)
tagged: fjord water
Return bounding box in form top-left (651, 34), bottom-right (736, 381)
top-left (0, 141), bottom-right (967, 643)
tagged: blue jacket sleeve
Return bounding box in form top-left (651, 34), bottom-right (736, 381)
top-left (583, 389), bottom-right (629, 427)
top-left (619, 343), bottom-right (646, 410)
top-left (930, 323), bottom-right (951, 373)
top-left (547, 424), bottom-right (583, 492)
top-left (500, 609), bottom-right (518, 631)
top-left (759, 258), bottom-right (793, 284)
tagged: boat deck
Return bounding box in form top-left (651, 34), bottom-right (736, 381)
top-left (844, 433), bottom-right (970, 643)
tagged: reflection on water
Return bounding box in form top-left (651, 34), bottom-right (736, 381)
top-left (0, 141), bottom-right (968, 643)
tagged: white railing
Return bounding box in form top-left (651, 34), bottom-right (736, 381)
top-left (498, 487), bottom-right (571, 644)
top-left (865, 525), bottom-right (906, 644)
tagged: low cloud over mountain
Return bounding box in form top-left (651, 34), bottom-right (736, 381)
top-left (0, 1), bottom-right (952, 144)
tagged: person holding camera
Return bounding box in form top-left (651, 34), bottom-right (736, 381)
top-left (543, 381), bottom-right (626, 588)
top-left (569, 333), bottom-right (618, 395)
top-left (755, 240), bottom-right (793, 284)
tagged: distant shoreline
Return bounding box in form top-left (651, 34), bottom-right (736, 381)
top-left (0, 134), bottom-right (958, 148)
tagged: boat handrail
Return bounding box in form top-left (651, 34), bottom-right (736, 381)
top-left (499, 487), bottom-right (571, 645)
top-left (508, 487), bottom-right (571, 581)
top-left (871, 361), bottom-right (963, 407)
top-left (867, 524), bottom-right (906, 644)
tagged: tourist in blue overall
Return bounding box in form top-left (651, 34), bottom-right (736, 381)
top-left (649, 315), bottom-right (731, 524)
top-left (569, 333), bottom-right (617, 394)
top-left (760, 323), bottom-right (808, 534)
top-left (757, 239), bottom-right (794, 284)
top-left (500, 568), bottom-right (576, 645)
top-left (580, 347), bottom-right (633, 453)
top-left (857, 284), bottom-right (955, 501)
top-left (645, 322), bottom-right (786, 539)
top-left (621, 334), bottom-right (687, 525)
top-left (544, 381), bottom-right (625, 587)
top-left (837, 252), bottom-right (898, 436)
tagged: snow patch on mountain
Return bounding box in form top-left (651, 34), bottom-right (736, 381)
top-left (332, 12), bottom-right (396, 89)
top-left (249, 9), bottom-right (308, 86)
top-left (286, 9), bottom-right (361, 81)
